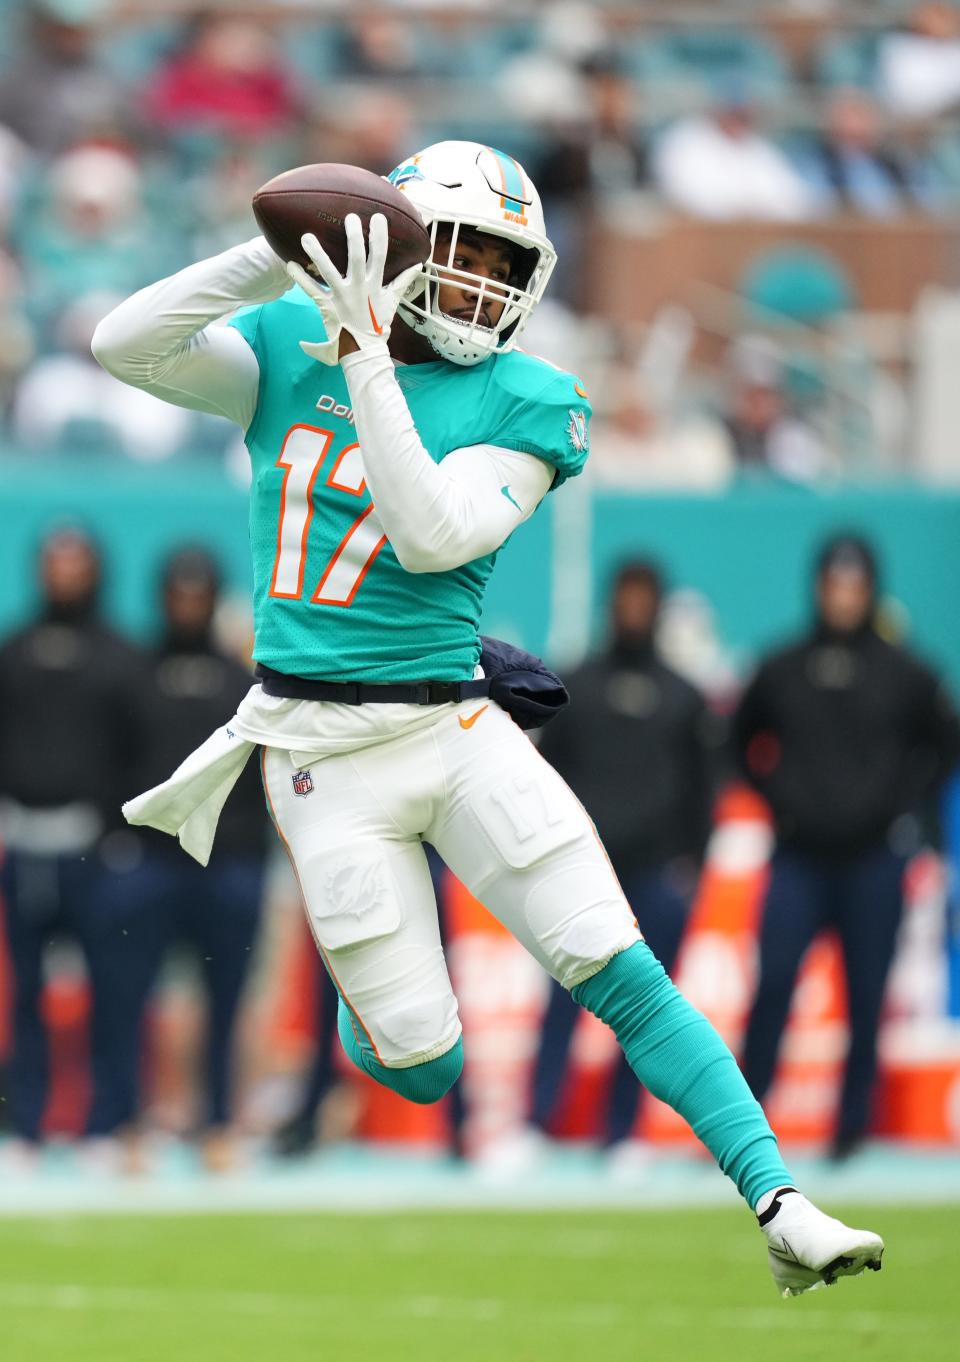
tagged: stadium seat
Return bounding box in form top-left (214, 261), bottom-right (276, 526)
top-left (415, 21), bottom-right (535, 81)
top-left (813, 30), bottom-right (881, 92)
top-left (100, 17), bottom-right (183, 81)
top-left (277, 22), bottom-right (344, 84)
top-left (739, 245), bottom-right (855, 325)
top-left (626, 27), bottom-right (791, 111)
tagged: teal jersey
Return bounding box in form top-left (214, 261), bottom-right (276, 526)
top-left (228, 289), bottom-right (591, 682)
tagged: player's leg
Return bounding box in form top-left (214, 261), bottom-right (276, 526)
top-left (740, 849), bottom-right (826, 1106)
top-left (80, 851), bottom-right (174, 1138)
top-left (605, 864), bottom-right (693, 1148)
top-left (1, 852), bottom-right (53, 1143)
top-left (833, 846), bottom-right (906, 1156)
top-left (427, 704), bottom-right (789, 1200)
top-left (274, 957), bottom-right (343, 1156)
top-left (428, 704), bottom-right (883, 1292)
top-left (528, 977), bottom-right (580, 1133)
top-left (189, 854), bottom-right (265, 1131)
top-left (261, 746), bottom-right (463, 1105)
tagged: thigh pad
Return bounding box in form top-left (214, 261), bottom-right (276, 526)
top-left (468, 764), bottom-right (584, 871)
top-left (301, 843), bottom-right (401, 951)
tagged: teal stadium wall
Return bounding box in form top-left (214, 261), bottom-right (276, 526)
top-left (1, 455), bottom-right (958, 686)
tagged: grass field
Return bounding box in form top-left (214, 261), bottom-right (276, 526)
top-left (1, 1205), bottom-right (957, 1362)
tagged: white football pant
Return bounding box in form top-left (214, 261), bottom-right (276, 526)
top-left (261, 700), bottom-right (639, 1068)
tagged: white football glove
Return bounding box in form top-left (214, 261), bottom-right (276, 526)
top-left (287, 212), bottom-right (424, 365)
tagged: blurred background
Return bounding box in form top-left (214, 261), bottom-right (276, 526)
top-left (1, 0), bottom-right (960, 1213)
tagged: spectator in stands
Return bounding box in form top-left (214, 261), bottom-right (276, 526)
top-left (0, 526), bottom-right (147, 1160)
top-left (536, 67), bottom-right (646, 207)
top-left (877, 3), bottom-right (960, 122)
top-left (798, 89), bottom-right (938, 217)
top-left (121, 547), bottom-right (268, 1170)
top-left (335, 15), bottom-right (423, 83)
top-left (0, 0), bottom-right (133, 155)
top-left (719, 334), bottom-right (830, 482)
top-left (522, 562), bottom-right (717, 1163)
top-left (734, 533), bottom-right (960, 1160)
top-left (496, 1), bottom-right (610, 122)
top-left (298, 91), bottom-right (414, 181)
top-left (587, 366), bottom-right (733, 490)
top-left (18, 144), bottom-right (171, 347)
top-left (11, 290), bottom-right (191, 457)
top-left (144, 11), bottom-right (304, 140)
top-left (652, 82), bottom-right (815, 221)
top-left (535, 54), bottom-right (648, 298)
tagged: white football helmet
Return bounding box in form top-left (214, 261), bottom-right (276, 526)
top-left (386, 140), bottom-right (556, 366)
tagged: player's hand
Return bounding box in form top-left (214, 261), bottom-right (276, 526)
top-left (286, 258), bottom-right (342, 365)
top-left (287, 213), bottom-right (423, 365)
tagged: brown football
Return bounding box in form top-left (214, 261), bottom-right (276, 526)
top-left (252, 163), bottom-right (431, 281)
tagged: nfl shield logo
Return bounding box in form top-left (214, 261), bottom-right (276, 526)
top-left (292, 769), bottom-right (314, 798)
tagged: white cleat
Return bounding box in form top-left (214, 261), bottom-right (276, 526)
top-left (757, 1186), bottom-right (884, 1298)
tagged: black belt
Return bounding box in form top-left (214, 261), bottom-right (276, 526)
top-left (256, 664), bottom-right (488, 706)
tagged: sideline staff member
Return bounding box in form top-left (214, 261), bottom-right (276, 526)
top-left (0, 527), bottom-right (145, 1145)
top-left (734, 533), bottom-right (960, 1159)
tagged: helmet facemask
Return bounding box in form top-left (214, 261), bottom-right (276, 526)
top-left (398, 218), bottom-right (556, 366)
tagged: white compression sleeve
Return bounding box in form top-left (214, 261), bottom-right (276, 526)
top-left (91, 236), bottom-right (292, 429)
top-left (340, 347), bottom-right (554, 573)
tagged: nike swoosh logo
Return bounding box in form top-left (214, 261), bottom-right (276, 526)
top-left (458, 705), bottom-right (488, 731)
top-left (368, 298), bottom-right (383, 335)
top-left (500, 485), bottom-right (522, 512)
top-left (574, 381), bottom-right (589, 398)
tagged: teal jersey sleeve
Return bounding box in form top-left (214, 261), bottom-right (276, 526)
top-left (485, 353), bottom-right (592, 488)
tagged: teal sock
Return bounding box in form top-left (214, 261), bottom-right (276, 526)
top-left (336, 1000), bottom-right (464, 1106)
top-left (573, 941), bottom-right (792, 1208)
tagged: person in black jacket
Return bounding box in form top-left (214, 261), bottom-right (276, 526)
top-left (734, 532), bottom-right (960, 1160)
top-left (0, 525), bottom-right (147, 1149)
top-left (524, 560), bottom-right (717, 1156)
top-left (118, 546), bottom-right (269, 1168)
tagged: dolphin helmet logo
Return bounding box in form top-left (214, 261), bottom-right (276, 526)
top-left (567, 408), bottom-right (588, 453)
top-left (388, 162), bottom-right (426, 191)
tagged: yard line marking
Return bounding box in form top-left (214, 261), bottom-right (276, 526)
top-left (0, 1283), bottom-right (622, 1330)
top-left (0, 1284), bottom-right (946, 1338)
top-left (709, 1308), bottom-right (937, 1335)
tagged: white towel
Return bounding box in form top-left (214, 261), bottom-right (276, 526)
top-left (122, 724), bottom-right (256, 866)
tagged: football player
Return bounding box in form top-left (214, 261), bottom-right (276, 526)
top-left (93, 141), bottom-right (882, 1295)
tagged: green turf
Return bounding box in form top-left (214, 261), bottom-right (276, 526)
top-left (0, 1206), bottom-right (956, 1362)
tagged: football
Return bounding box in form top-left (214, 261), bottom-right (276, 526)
top-left (252, 163), bottom-right (432, 281)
